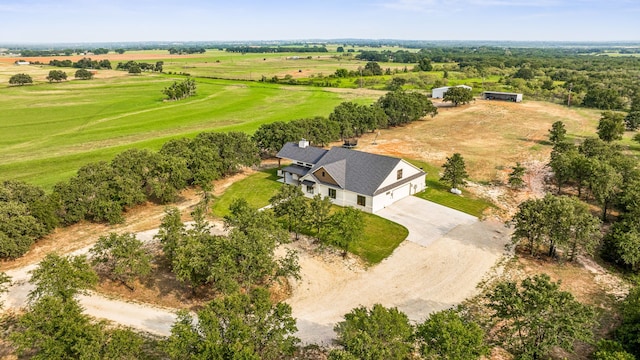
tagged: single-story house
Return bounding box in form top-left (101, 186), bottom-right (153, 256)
top-left (431, 85), bottom-right (472, 99)
top-left (14, 61), bottom-right (30, 65)
top-left (482, 91), bottom-right (523, 102)
top-left (276, 139), bottom-right (427, 213)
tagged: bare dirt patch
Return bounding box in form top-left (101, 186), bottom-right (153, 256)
top-left (356, 99), bottom-right (599, 182)
top-left (0, 53), bottom-right (204, 65)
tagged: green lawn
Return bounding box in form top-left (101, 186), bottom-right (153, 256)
top-left (0, 74), bottom-right (376, 189)
top-left (408, 159), bottom-right (495, 218)
top-left (351, 214), bottom-right (408, 264)
top-left (211, 168), bottom-right (282, 218)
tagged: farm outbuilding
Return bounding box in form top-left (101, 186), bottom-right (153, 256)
top-left (482, 91), bottom-right (523, 102)
top-left (431, 85), bottom-right (472, 99)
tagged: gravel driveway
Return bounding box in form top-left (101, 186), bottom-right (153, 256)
top-left (289, 196), bottom-right (510, 345)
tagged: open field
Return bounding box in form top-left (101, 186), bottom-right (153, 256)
top-left (356, 99), bottom-right (604, 181)
top-left (1, 49), bottom-right (411, 82)
top-left (0, 68), bottom-right (382, 189)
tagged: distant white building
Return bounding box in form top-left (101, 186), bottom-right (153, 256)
top-left (14, 61), bottom-right (30, 65)
top-left (431, 85), bottom-right (472, 99)
top-left (482, 91), bottom-right (523, 103)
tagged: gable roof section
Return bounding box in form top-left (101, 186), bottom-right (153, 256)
top-left (276, 142), bottom-right (328, 164)
top-left (317, 159), bottom-right (346, 188)
top-left (309, 147), bottom-right (407, 196)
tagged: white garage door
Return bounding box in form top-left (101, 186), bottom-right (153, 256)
top-left (390, 183), bottom-right (411, 205)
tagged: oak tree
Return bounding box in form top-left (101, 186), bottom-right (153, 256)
top-left (415, 309), bottom-right (488, 360)
top-left (90, 232), bottom-right (152, 290)
top-left (9, 73), bottom-right (33, 85)
top-left (334, 304), bottom-right (413, 360)
top-left (165, 287), bottom-right (298, 359)
top-left (487, 274), bottom-right (594, 359)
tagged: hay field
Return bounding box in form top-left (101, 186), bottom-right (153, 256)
top-left (0, 49), bottom-right (409, 81)
top-left (0, 68), bottom-right (378, 189)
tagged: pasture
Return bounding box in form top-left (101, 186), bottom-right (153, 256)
top-left (0, 67), bottom-right (380, 189)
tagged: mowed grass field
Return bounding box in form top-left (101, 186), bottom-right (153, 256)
top-left (0, 66), bottom-right (380, 189)
top-left (158, 49), bottom-right (409, 81)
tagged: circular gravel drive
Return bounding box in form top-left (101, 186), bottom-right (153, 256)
top-left (288, 196), bottom-right (510, 345)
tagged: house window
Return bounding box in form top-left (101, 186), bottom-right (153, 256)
top-left (357, 195), bottom-right (366, 206)
top-left (328, 188), bottom-right (336, 199)
top-left (397, 169), bottom-right (403, 180)
top-left (322, 171), bottom-right (326, 177)
top-left (306, 185), bottom-right (314, 194)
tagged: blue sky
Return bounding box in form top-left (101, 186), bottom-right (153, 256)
top-left (1, 0), bottom-right (638, 43)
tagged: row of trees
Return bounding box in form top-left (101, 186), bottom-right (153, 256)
top-left (9, 69), bottom-right (93, 86)
top-left (46, 69), bottom-right (95, 82)
top-left (116, 60), bottom-right (163, 73)
top-left (49, 57), bottom-right (111, 69)
top-left (168, 47), bottom-right (206, 54)
top-left (0, 132), bottom-right (259, 259)
top-left (253, 90), bottom-right (437, 156)
top-left (253, 117), bottom-right (341, 156)
top-left (225, 46), bottom-right (328, 53)
top-left (355, 49), bottom-right (431, 64)
top-left (17, 48), bottom-right (124, 57)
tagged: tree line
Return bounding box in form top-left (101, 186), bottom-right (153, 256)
top-left (225, 46), bottom-right (328, 53)
top-left (49, 57), bottom-right (112, 69)
top-left (0, 131), bottom-right (259, 259)
top-left (253, 89), bottom-right (437, 156)
top-left (168, 47), bottom-right (206, 54)
top-left (17, 47), bottom-right (122, 57)
top-left (116, 60), bottom-right (163, 73)
top-left (355, 49), bottom-right (431, 64)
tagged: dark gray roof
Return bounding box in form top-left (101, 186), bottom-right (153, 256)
top-left (276, 142), bottom-right (328, 164)
top-left (310, 147), bottom-right (410, 196)
top-left (282, 165), bottom-right (311, 177)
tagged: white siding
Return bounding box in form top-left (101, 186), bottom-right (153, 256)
top-left (306, 183), bottom-right (373, 212)
top-left (431, 86), bottom-right (450, 99)
top-left (377, 160), bottom-right (422, 190)
top-left (432, 85), bottom-right (472, 99)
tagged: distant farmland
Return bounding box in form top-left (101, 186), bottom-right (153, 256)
top-left (0, 72), bottom-right (379, 189)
